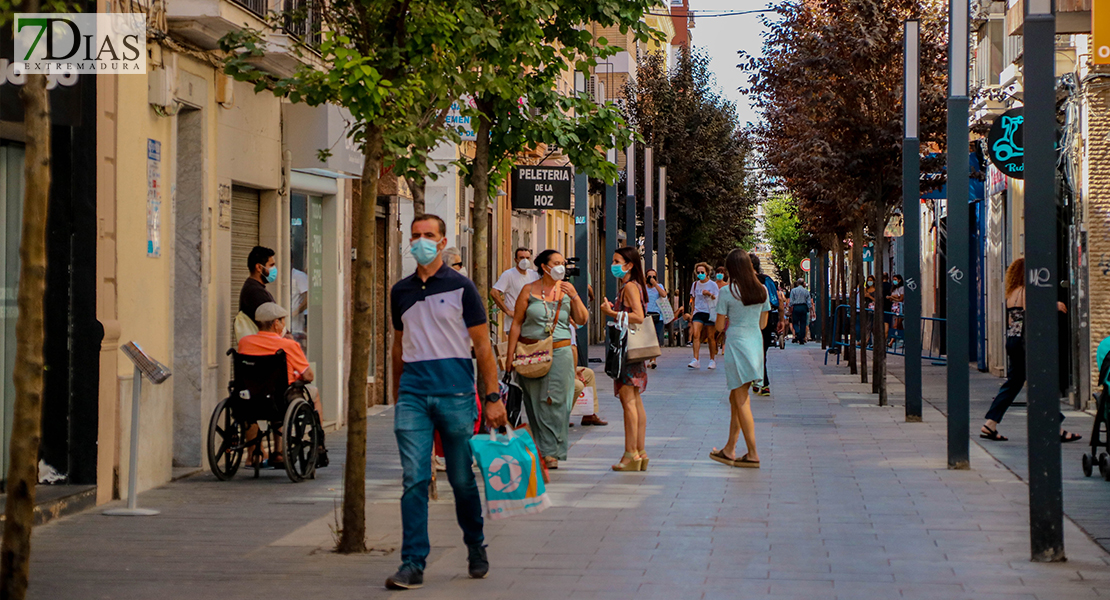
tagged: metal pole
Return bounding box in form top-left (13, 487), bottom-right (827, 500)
top-left (658, 166), bottom-right (667, 285)
top-left (946, 0), bottom-right (970, 469)
top-left (574, 171), bottom-right (589, 366)
top-left (626, 143), bottom-right (636, 252)
top-left (605, 149), bottom-right (618, 303)
top-left (1023, 0), bottom-right (1065, 562)
top-left (103, 367), bottom-right (160, 516)
top-left (904, 19), bottom-right (923, 423)
top-left (644, 147), bottom-right (654, 272)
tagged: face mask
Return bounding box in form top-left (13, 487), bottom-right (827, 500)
top-left (265, 266), bottom-right (278, 283)
top-left (697, 273), bottom-right (706, 281)
top-left (411, 238), bottom-right (441, 266)
top-left (715, 274), bottom-right (724, 281)
top-left (548, 265), bottom-right (566, 281)
top-left (518, 258), bottom-right (532, 271)
top-left (611, 263), bottom-right (629, 279)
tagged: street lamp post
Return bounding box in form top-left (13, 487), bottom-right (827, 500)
top-left (644, 147), bottom-right (654, 272)
top-left (1023, 0), bottom-right (1065, 562)
top-left (658, 166), bottom-right (667, 289)
top-left (904, 19), bottom-right (923, 423)
top-left (606, 148), bottom-right (618, 302)
top-left (946, 0), bottom-right (971, 469)
top-left (574, 169), bottom-right (589, 366)
top-left (626, 143), bottom-right (636, 253)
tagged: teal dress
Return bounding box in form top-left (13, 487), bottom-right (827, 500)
top-left (518, 295), bottom-right (575, 461)
top-left (716, 288), bottom-right (772, 390)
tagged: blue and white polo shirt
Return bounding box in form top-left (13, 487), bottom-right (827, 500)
top-left (391, 263), bottom-right (487, 395)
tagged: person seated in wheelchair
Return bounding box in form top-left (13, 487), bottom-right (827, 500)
top-left (237, 302), bottom-right (327, 468)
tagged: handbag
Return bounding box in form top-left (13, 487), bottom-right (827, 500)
top-left (233, 311), bottom-right (259, 345)
top-left (469, 428), bottom-right (552, 520)
top-left (604, 311), bottom-right (629, 379)
top-left (627, 314), bottom-right (662, 362)
top-left (655, 296), bottom-right (675, 325)
top-left (512, 295), bottom-right (564, 379)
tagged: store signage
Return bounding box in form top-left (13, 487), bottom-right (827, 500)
top-left (447, 97), bottom-right (477, 141)
top-left (511, 166), bottom-right (572, 210)
top-left (13, 13), bottom-right (147, 74)
top-left (862, 246), bottom-right (874, 263)
top-left (987, 163), bottom-right (1007, 197)
top-left (986, 107), bottom-right (1024, 179)
top-left (1096, 0), bottom-right (1110, 64)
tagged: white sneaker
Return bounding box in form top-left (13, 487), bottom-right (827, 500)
top-left (708, 360), bottom-right (716, 370)
top-left (688, 359), bottom-right (700, 369)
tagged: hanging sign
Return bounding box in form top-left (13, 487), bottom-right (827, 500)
top-left (986, 108), bottom-right (1024, 179)
top-left (1096, 0), bottom-right (1110, 64)
top-left (510, 166), bottom-right (572, 210)
top-left (862, 246), bottom-right (874, 263)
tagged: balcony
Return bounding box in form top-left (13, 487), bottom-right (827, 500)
top-left (283, 0), bottom-right (323, 49)
top-left (1006, 0), bottom-right (1091, 35)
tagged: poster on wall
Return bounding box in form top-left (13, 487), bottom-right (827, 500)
top-left (146, 139), bottom-right (162, 257)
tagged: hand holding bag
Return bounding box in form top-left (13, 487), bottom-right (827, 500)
top-left (469, 427), bottom-right (552, 520)
top-left (511, 295), bottom-right (564, 379)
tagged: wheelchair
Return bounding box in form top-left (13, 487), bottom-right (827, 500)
top-left (1082, 354), bottom-right (1110, 481)
top-left (207, 349), bottom-right (322, 482)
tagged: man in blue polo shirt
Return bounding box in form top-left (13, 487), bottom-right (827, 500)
top-left (386, 214), bottom-right (507, 591)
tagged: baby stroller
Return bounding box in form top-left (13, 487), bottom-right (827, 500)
top-left (1081, 349), bottom-right (1110, 480)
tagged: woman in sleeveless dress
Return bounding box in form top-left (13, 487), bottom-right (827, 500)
top-left (600, 247), bottom-right (650, 472)
top-left (506, 250), bottom-right (589, 469)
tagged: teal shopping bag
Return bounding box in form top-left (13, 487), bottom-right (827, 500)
top-left (469, 428), bottom-right (552, 520)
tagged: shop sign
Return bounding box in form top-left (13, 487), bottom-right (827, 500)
top-left (862, 246), bottom-right (874, 263)
top-left (146, 139), bottom-right (162, 257)
top-left (1096, 0), bottom-right (1110, 65)
top-left (986, 107), bottom-right (1024, 179)
top-left (13, 13), bottom-right (147, 74)
top-left (510, 166), bottom-right (572, 210)
top-left (987, 163), bottom-right (1007, 197)
top-left (447, 97), bottom-right (477, 141)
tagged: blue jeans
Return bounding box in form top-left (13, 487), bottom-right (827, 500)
top-left (649, 312), bottom-right (664, 346)
top-left (394, 392), bottom-right (484, 570)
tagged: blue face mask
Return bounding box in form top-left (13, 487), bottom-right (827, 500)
top-left (697, 273), bottom-right (707, 281)
top-left (715, 273), bottom-right (724, 281)
top-left (411, 238), bottom-right (441, 266)
top-left (610, 263), bottom-right (628, 279)
top-left (265, 266), bottom-right (278, 283)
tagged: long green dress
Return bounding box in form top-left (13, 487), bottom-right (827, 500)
top-left (518, 294), bottom-right (574, 461)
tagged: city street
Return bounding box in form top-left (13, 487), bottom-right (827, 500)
top-left (26, 344), bottom-right (1110, 600)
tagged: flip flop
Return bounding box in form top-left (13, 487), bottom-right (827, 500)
top-left (734, 454), bottom-right (761, 468)
top-left (1061, 431), bottom-right (1083, 443)
top-left (709, 449), bottom-right (737, 467)
top-left (980, 426), bottom-right (1008, 441)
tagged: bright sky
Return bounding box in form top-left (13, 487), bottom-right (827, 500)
top-left (687, 0), bottom-right (775, 128)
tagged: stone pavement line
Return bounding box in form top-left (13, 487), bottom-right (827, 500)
top-left (27, 345), bottom-right (1110, 600)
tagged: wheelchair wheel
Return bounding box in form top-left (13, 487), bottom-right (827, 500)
top-left (207, 398), bottom-right (245, 481)
top-left (282, 399), bottom-right (320, 483)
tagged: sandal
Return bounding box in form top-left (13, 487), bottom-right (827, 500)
top-left (734, 454), bottom-right (760, 468)
top-left (980, 426), bottom-right (1008, 442)
top-left (709, 449), bottom-right (737, 467)
top-left (1061, 431), bottom-right (1083, 443)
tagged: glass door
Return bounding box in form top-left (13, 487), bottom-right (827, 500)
top-left (1, 143), bottom-right (26, 483)
top-left (290, 193), bottom-right (324, 371)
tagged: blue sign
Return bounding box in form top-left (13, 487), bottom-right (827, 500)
top-left (862, 246), bottom-right (874, 263)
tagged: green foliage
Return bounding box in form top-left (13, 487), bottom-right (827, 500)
top-left (762, 195), bottom-right (811, 283)
top-left (623, 47), bottom-right (760, 271)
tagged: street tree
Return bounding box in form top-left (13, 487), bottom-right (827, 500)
top-left (741, 0), bottom-right (948, 402)
top-left (221, 0), bottom-right (481, 553)
top-left (624, 47), bottom-right (760, 287)
top-left (762, 195), bottom-right (812, 284)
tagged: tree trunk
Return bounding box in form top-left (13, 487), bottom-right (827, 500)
top-left (856, 221), bottom-right (868, 382)
top-left (846, 227), bottom-right (859, 375)
top-left (470, 105), bottom-right (493, 396)
top-left (872, 205), bottom-right (887, 405)
top-left (407, 176), bottom-right (426, 216)
top-left (337, 124), bottom-right (383, 554)
top-left (1, 69), bottom-right (50, 600)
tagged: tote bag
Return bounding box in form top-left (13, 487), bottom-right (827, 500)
top-left (655, 298), bottom-right (675, 325)
top-left (604, 312), bottom-right (629, 379)
top-left (627, 314), bottom-right (662, 363)
top-left (469, 428), bottom-right (552, 520)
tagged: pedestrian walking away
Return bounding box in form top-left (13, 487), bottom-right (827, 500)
top-left (506, 249), bottom-right (589, 470)
top-left (750, 254), bottom-right (778, 396)
top-left (789, 278), bottom-right (811, 344)
top-left (980, 258), bottom-right (1081, 444)
top-left (709, 249), bottom-right (770, 469)
top-left (386, 214), bottom-right (508, 591)
top-left (491, 247), bottom-right (540, 334)
top-left (688, 262), bottom-right (719, 369)
top-left (644, 268), bottom-right (667, 368)
top-left (601, 247), bottom-right (650, 472)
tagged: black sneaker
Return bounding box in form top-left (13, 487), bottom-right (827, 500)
top-left (315, 447), bottom-right (329, 468)
top-left (385, 563), bottom-right (424, 590)
top-left (467, 544), bottom-right (489, 579)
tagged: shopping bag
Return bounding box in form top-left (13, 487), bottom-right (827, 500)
top-left (233, 311), bottom-right (258, 345)
top-left (501, 372), bottom-right (524, 428)
top-left (628, 314), bottom-right (662, 363)
top-left (469, 428), bottom-right (552, 520)
top-left (655, 298), bottom-right (675, 325)
top-left (571, 384), bottom-right (594, 417)
top-left (604, 312), bottom-right (628, 379)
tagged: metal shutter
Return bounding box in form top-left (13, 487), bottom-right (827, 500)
top-left (230, 186), bottom-right (260, 326)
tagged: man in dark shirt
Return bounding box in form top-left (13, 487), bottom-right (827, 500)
top-left (239, 246), bottom-right (277, 326)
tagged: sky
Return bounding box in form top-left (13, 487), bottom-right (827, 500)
top-left (687, 0), bottom-right (775, 128)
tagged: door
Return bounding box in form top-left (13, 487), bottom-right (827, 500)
top-left (0, 143), bottom-right (25, 482)
top-left (230, 186), bottom-right (260, 333)
top-left (290, 192), bottom-right (324, 370)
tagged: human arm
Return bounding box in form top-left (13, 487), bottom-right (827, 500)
top-left (760, 310), bottom-right (770, 329)
top-left (504, 283), bottom-right (533, 371)
top-left (621, 285), bottom-right (645, 325)
top-left (391, 330), bottom-right (404, 404)
top-left (656, 283), bottom-right (668, 297)
top-left (490, 288), bottom-right (512, 317)
top-left (559, 281), bottom-right (588, 326)
top-left (468, 323), bottom-right (507, 428)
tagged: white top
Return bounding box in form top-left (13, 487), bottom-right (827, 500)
top-left (492, 267), bottom-right (540, 331)
top-left (690, 280), bottom-right (719, 315)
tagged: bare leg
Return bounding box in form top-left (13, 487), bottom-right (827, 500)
top-left (691, 321), bottom-right (702, 361)
top-left (708, 328), bottom-right (718, 360)
top-left (634, 391), bottom-right (647, 452)
top-left (720, 392), bottom-right (743, 460)
top-left (618, 385), bottom-right (639, 464)
top-left (733, 384), bottom-right (759, 461)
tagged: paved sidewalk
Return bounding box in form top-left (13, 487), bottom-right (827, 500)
top-left (27, 344), bottom-right (1110, 600)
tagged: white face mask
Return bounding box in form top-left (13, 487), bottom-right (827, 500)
top-left (518, 258), bottom-right (532, 271)
top-left (548, 265), bottom-right (566, 281)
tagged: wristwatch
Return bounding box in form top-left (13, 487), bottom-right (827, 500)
top-left (484, 392), bottom-right (501, 404)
